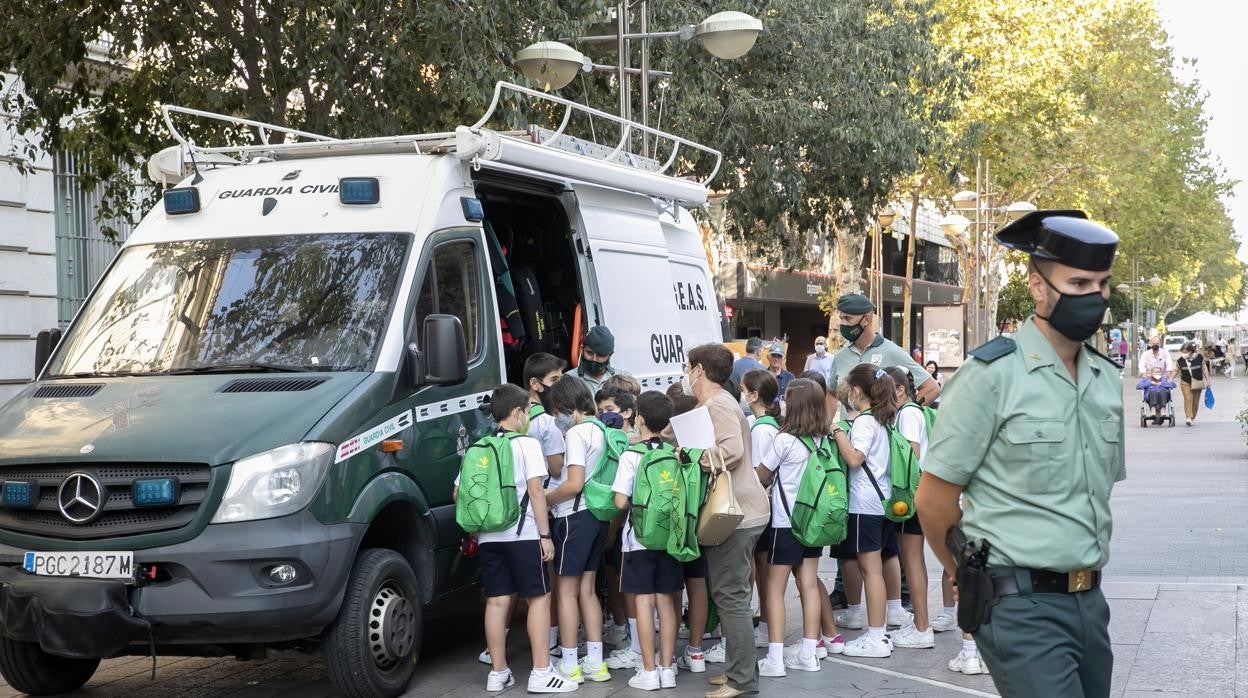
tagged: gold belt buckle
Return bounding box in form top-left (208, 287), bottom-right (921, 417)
top-left (1067, 569), bottom-right (1092, 592)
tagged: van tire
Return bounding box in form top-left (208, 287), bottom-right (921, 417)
top-left (0, 638), bottom-right (99, 695)
top-left (324, 548), bottom-right (422, 698)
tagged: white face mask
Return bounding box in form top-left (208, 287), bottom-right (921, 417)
top-left (815, 344), bottom-right (827, 357)
top-left (680, 370), bottom-right (695, 396)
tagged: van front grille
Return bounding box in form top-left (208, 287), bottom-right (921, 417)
top-left (0, 463), bottom-right (212, 540)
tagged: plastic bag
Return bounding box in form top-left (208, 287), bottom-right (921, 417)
top-left (1205, 385), bottom-right (1215, 409)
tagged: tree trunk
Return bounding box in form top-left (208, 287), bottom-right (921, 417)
top-left (901, 187), bottom-right (921, 352)
top-left (826, 220), bottom-right (868, 350)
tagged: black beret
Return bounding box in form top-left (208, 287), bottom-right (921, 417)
top-left (584, 326), bottom-right (615, 355)
top-left (836, 293), bottom-right (876, 314)
top-left (995, 210), bottom-right (1119, 271)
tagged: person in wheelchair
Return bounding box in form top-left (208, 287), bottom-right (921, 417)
top-left (1136, 368), bottom-right (1176, 425)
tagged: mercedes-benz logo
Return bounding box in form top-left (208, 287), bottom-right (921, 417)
top-left (57, 473), bottom-right (106, 524)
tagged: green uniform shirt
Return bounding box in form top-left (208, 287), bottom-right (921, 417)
top-left (924, 318), bottom-right (1125, 571)
top-left (566, 364), bottom-right (627, 396)
top-left (831, 333), bottom-right (932, 390)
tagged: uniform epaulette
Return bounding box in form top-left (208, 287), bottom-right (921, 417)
top-left (967, 336), bottom-right (1017, 363)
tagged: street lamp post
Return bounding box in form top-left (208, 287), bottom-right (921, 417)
top-left (1116, 259), bottom-right (1162, 377)
top-left (519, 4), bottom-right (763, 156)
top-left (868, 206), bottom-right (897, 315)
top-left (939, 174), bottom-right (1034, 350)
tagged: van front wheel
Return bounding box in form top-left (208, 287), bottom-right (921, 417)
top-left (0, 638), bottom-right (100, 695)
top-left (324, 548), bottom-right (422, 698)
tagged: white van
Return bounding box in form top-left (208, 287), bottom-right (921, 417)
top-left (0, 83), bottom-right (723, 697)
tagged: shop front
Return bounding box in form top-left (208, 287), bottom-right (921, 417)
top-left (716, 261), bottom-right (834, 374)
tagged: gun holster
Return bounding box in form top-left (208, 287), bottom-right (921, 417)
top-left (947, 527), bottom-right (994, 634)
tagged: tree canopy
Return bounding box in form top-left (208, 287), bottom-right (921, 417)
top-left (935, 0), bottom-right (1243, 336)
top-left (0, 0), bottom-right (968, 255)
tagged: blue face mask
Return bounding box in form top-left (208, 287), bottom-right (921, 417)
top-left (553, 414), bottom-right (575, 434)
top-left (598, 411), bottom-right (624, 429)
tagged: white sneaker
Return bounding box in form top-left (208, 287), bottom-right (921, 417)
top-left (757, 655), bottom-right (786, 678)
top-left (606, 647), bottom-right (642, 670)
top-left (841, 634), bottom-right (892, 658)
top-left (603, 623), bottom-right (629, 647)
top-left (753, 624), bottom-right (770, 648)
top-left (703, 641), bottom-right (726, 664)
top-left (835, 607), bottom-right (866, 629)
top-left (782, 644), bottom-right (821, 672)
top-left (578, 657), bottom-right (611, 683)
top-left (486, 669), bottom-right (514, 692)
top-left (949, 650), bottom-right (990, 675)
top-left (479, 648), bottom-right (492, 665)
top-left (930, 612), bottom-right (959, 633)
top-left (628, 668), bottom-right (661, 691)
top-left (886, 607), bottom-right (913, 628)
top-left (890, 623), bottom-right (935, 649)
top-left (818, 634), bottom-right (844, 658)
top-left (677, 646), bottom-right (706, 673)
top-left (658, 665), bottom-right (677, 688)
top-left (528, 667), bottom-right (579, 693)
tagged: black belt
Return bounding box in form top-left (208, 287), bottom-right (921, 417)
top-left (989, 568), bottom-right (1101, 596)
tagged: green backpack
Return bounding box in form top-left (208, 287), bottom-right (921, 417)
top-left (574, 417), bottom-right (631, 521)
top-left (859, 410), bottom-right (920, 522)
top-left (529, 403), bottom-right (546, 420)
top-left (455, 432), bottom-right (529, 534)
top-left (904, 401), bottom-right (936, 434)
top-left (752, 415), bottom-right (780, 432)
top-left (627, 441), bottom-right (702, 562)
top-left (775, 435), bottom-right (849, 547)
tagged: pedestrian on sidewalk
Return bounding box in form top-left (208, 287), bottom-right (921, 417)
top-left (683, 344), bottom-right (770, 698)
top-left (916, 210), bottom-right (1124, 698)
top-left (1173, 341), bottom-right (1208, 426)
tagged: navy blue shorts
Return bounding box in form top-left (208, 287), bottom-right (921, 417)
top-left (620, 549), bottom-right (684, 594)
top-left (896, 514), bottom-right (922, 536)
top-left (683, 555), bottom-right (708, 580)
top-left (843, 513), bottom-right (899, 556)
top-left (480, 540), bottom-right (549, 598)
top-left (553, 509), bottom-right (607, 577)
top-left (764, 526), bottom-right (822, 567)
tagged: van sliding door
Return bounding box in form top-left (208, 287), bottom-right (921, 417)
top-left (571, 184), bottom-right (685, 388)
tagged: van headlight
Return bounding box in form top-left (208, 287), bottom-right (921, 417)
top-left (211, 442), bottom-right (334, 524)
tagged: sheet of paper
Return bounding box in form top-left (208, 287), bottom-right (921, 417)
top-left (669, 405), bottom-right (716, 449)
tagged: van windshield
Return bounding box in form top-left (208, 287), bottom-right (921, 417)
top-left (47, 233), bottom-right (408, 377)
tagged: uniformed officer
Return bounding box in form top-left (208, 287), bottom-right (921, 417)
top-left (915, 210), bottom-right (1125, 698)
top-left (831, 293), bottom-right (941, 406)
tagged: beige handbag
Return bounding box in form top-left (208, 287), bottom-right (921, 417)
top-left (697, 448), bottom-right (744, 546)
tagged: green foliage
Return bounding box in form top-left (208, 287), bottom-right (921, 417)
top-left (995, 270), bottom-right (1031, 325)
top-left (0, 0), bottom-right (968, 256)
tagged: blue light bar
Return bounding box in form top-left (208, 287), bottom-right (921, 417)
top-left (133, 478), bottom-right (179, 507)
top-left (2, 480), bottom-right (35, 509)
top-left (163, 187), bottom-right (201, 215)
top-left (339, 177), bottom-right (380, 205)
top-left (461, 197), bottom-right (485, 222)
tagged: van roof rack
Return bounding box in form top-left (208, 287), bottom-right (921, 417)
top-left (159, 81), bottom-right (721, 206)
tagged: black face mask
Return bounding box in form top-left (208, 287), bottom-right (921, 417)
top-left (581, 357), bottom-right (608, 377)
top-left (1034, 269), bottom-right (1108, 343)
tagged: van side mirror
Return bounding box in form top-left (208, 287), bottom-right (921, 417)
top-left (409, 314), bottom-right (467, 387)
top-left (34, 328), bottom-right (62, 376)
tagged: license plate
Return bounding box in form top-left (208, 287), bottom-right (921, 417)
top-left (22, 551), bottom-right (135, 582)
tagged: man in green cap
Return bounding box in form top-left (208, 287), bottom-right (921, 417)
top-left (830, 292), bottom-right (940, 406)
top-left (916, 210), bottom-right (1125, 698)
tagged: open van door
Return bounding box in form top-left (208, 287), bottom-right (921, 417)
top-left (571, 185), bottom-right (688, 388)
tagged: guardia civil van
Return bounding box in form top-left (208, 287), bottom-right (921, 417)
top-left (0, 83), bottom-right (723, 697)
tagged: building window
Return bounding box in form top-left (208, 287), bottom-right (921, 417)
top-left (53, 151), bottom-right (147, 325)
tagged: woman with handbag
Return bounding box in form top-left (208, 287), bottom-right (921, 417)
top-left (683, 344), bottom-right (770, 698)
top-left (1173, 341), bottom-right (1208, 426)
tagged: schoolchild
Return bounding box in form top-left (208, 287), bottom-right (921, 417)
top-left (756, 379), bottom-right (840, 676)
top-left (669, 387), bottom-right (712, 674)
top-left (611, 391), bottom-right (682, 690)
top-left (741, 369), bottom-right (781, 650)
top-left (596, 383), bottom-right (636, 648)
top-left (543, 376), bottom-right (612, 683)
top-left (883, 366), bottom-right (935, 650)
top-left (456, 384), bottom-right (577, 693)
top-left (476, 353), bottom-right (567, 666)
top-left (830, 365), bottom-right (899, 658)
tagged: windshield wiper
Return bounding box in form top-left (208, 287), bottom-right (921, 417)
top-left (164, 362), bottom-right (317, 374)
top-left (49, 370), bottom-right (153, 378)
